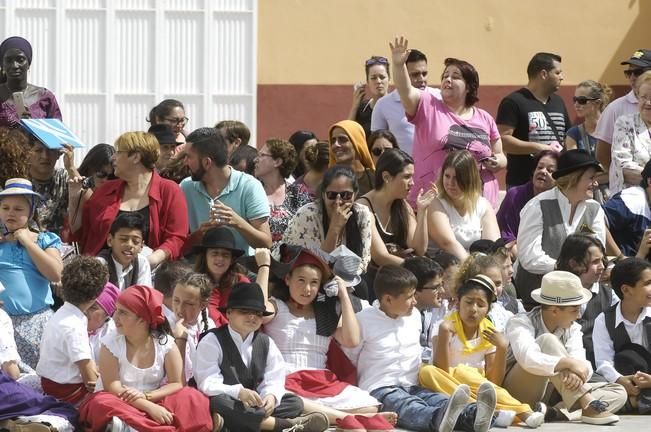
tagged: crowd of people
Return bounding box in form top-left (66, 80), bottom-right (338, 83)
top-left (1, 33), bottom-right (651, 432)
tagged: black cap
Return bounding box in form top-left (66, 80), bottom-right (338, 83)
top-left (148, 124), bottom-right (179, 145)
top-left (220, 282), bottom-right (274, 316)
top-left (552, 149), bottom-right (603, 180)
top-left (621, 49), bottom-right (651, 68)
top-left (193, 226), bottom-right (244, 257)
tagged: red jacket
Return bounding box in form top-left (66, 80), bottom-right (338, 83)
top-left (75, 171), bottom-right (189, 260)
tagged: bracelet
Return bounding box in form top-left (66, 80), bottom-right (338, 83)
top-left (258, 264), bottom-right (270, 268)
top-left (144, 391), bottom-right (151, 401)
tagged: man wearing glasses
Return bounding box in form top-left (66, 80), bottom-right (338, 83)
top-left (594, 49), bottom-right (651, 193)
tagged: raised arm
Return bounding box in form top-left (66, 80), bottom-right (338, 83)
top-left (390, 36), bottom-right (421, 117)
top-left (408, 187), bottom-right (438, 256)
top-left (333, 277), bottom-right (361, 348)
top-left (254, 247), bottom-right (276, 322)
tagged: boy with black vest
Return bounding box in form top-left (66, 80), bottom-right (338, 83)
top-left (593, 257), bottom-right (651, 413)
top-left (97, 212), bottom-right (152, 290)
top-left (193, 282), bottom-right (328, 432)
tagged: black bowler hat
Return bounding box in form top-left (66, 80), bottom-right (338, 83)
top-left (193, 226), bottom-right (244, 257)
top-left (148, 124), bottom-right (179, 146)
top-left (220, 282), bottom-right (274, 316)
top-left (621, 49), bottom-right (651, 68)
top-left (552, 149), bottom-right (603, 180)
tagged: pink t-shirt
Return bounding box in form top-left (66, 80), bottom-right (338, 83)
top-left (408, 90), bottom-right (500, 207)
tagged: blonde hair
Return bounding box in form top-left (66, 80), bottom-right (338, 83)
top-left (577, 80), bottom-right (612, 111)
top-left (555, 168), bottom-right (586, 193)
top-left (436, 150), bottom-right (482, 214)
top-left (451, 253), bottom-right (499, 299)
top-left (115, 131), bottom-right (160, 170)
top-left (636, 70), bottom-right (651, 92)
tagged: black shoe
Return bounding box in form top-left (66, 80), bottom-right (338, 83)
top-left (533, 402), bottom-right (568, 422)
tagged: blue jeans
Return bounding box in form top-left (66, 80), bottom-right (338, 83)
top-left (370, 385), bottom-right (477, 432)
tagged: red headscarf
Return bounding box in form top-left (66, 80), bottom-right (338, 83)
top-left (117, 285), bottom-right (166, 328)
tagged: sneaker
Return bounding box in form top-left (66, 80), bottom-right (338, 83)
top-left (474, 381), bottom-right (497, 432)
top-left (581, 400), bottom-right (619, 425)
top-left (493, 410), bottom-right (516, 428)
top-left (524, 412), bottom-right (544, 429)
top-left (283, 412), bottom-right (329, 432)
top-left (533, 402), bottom-right (567, 422)
top-left (438, 384), bottom-right (471, 432)
top-left (212, 412), bottom-right (224, 432)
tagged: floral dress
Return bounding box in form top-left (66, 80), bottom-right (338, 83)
top-left (269, 181), bottom-right (311, 249)
top-left (611, 112), bottom-right (651, 195)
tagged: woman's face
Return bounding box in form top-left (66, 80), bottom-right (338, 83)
top-left (330, 127), bottom-right (355, 165)
top-left (573, 167), bottom-right (599, 200)
top-left (206, 248), bottom-right (233, 281)
top-left (384, 164), bottom-right (415, 200)
top-left (172, 283), bottom-right (206, 327)
top-left (442, 167), bottom-right (463, 200)
top-left (2, 48), bottom-right (29, 82)
top-left (92, 164), bottom-right (114, 190)
top-left (532, 155), bottom-right (557, 193)
top-left (440, 65), bottom-right (468, 104)
top-left (285, 265), bottom-right (322, 307)
top-left (370, 137), bottom-right (394, 165)
top-left (366, 65), bottom-right (389, 99)
top-left (113, 303), bottom-right (143, 335)
top-left (29, 142), bottom-right (59, 180)
top-left (85, 302), bottom-right (109, 333)
top-left (323, 175), bottom-right (356, 216)
top-left (157, 107), bottom-right (187, 135)
top-left (458, 288), bottom-right (490, 329)
top-left (573, 86), bottom-right (599, 119)
top-left (0, 196), bottom-right (31, 232)
top-left (638, 82), bottom-right (651, 122)
top-left (111, 147), bottom-right (133, 179)
top-left (254, 144), bottom-right (277, 179)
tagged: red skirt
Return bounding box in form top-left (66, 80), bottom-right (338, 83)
top-left (79, 387), bottom-right (212, 432)
top-left (285, 369), bottom-right (349, 398)
top-left (41, 377), bottom-right (88, 405)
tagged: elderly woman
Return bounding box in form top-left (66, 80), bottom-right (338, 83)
top-left (348, 56), bottom-right (390, 138)
top-left (427, 150), bottom-right (499, 261)
top-left (254, 138), bottom-right (311, 248)
top-left (390, 36), bottom-right (506, 208)
top-left (73, 131), bottom-right (188, 267)
top-left (515, 149), bottom-right (605, 309)
top-left (611, 71), bottom-right (651, 195)
top-left (0, 36), bottom-right (61, 127)
top-left (328, 120), bottom-right (376, 195)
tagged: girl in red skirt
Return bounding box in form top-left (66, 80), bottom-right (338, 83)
top-left (79, 285), bottom-right (217, 432)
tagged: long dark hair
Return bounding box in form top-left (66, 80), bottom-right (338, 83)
top-left (318, 165), bottom-right (363, 258)
top-left (556, 234), bottom-right (605, 276)
top-left (194, 249), bottom-right (245, 293)
top-left (78, 144), bottom-right (115, 177)
top-left (374, 149), bottom-right (413, 247)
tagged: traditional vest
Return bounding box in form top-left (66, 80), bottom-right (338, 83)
top-left (577, 283), bottom-right (613, 369)
top-left (515, 198), bottom-right (600, 309)
top-left (97, 249), bottom-right (139, 289)
top-left (604, 304), bottom-right (651, 353)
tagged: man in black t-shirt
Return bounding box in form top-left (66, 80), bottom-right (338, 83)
top-left (497, 52), bottom-right (571, 187)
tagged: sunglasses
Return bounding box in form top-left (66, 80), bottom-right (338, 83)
top-left (371, 147), bottom-right (386, 157)
top-left (330, 135), bottom-right (350, 145)
top-left (325, 191), bottom-right (354, 201)
top-left (365, 56), bottom-right (389, 66)
top-left (94, 170), bottom-right (115, 179)
top-left (624, 68), bottom-right (650, 78)
top-left (573, 96), bottom-right (599, 105)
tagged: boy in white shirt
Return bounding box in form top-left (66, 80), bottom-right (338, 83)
top-left (96, 212), bottom-right (152, 291)
top-left (346, 265), bottom-right (497, 432)
top-left (36, 256), bottom-right (109, 405)
top-left (504, 270), bottom-right (627, 425)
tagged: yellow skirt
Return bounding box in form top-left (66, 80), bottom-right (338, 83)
top-left (419, 363), bottom-right (531, 417)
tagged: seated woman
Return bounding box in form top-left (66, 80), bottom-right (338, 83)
top-left (328, 120), bottom-right (376, 195)
top-left (294, 141), bottom-right (330, 198)
top-left (283, 165), bottom-right (401, 299)
top-left (73, 131), bottom-right (189, 268)
top-left (427, 150), bottom-right (500, 261)
top-left (288, 130), bottom-right (318, 180)
top-left (515, 149), bottom-right (606, 309)
top-left (358, 149), bottom-right (435, 257)
top-left (367, 129), bottom-right (399, 166)
top-left (254, 138), bottom-right (311, 249)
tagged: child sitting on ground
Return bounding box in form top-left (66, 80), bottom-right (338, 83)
top-left (194, 282), bottom-right (329, 432)
top-left (97, 212), bottom-right (152, 290)
top-left (87, 282), bottom-right (120, 363)
top-left (37, 256), bottom-right (108, 405)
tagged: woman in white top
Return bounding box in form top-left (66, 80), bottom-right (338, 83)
top-left (428, 150), bottom-right (499, 260)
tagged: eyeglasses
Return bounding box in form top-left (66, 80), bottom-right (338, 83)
top-left (94, 170), bottom-right (115, 179)
top-left (624, 68), bottom-right (650, 78)
top-left (325, 191), bottom-right (354, 201)
top-left (162, 116), bottom-right (189, 126)
top-left (638, 95), bottom-right (651, 104)
top-left (330, 135), bottom-right (350, 145)
top-left (573, 96), bottom-right (599, 105)
top-left (365, 56), bottom-right (389, 67)
top-left (422, 283), bottom-right (443, 292)
top-left (371, 147), bottom-right (391, 157)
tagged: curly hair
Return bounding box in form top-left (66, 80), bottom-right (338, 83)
top-left (0, 127), bottom-right (29, 186)
top-left (266, 138), bottom-right (298, 179)
top-left (62, 256), bottom-right (109, 305)
top-left (452, 253), bottom-right (499, 299)
top-left (304, 141), bottom-right (330, 172)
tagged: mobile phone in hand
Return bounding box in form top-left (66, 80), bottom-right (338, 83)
top-left (12, 92), bottom-right (26, 117)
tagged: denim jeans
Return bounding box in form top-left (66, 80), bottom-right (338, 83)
top-left (370, 385), bottom-right (477, 432)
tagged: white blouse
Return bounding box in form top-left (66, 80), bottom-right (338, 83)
top-left (438, 196), bottom-right (489, 249)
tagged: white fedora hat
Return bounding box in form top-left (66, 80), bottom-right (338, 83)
top-left (530, 271), bottom-right (592, 306)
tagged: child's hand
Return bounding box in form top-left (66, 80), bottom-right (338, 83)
top-left (335, 276), bottom-right (349, 299)
top-left (171, 317), bottom-right (187, 340)
top-left (261, 394), bottom-right (276, 417)
top-left (438, 320), bottom-right (456, 338)
top-left (482, 327), bottom-right (508, 350)
top-left (12, 228), bottom-right (35, 246)
top-left (84, 381), bottom-right (96, 393)
top-left (238, 388), bottom-right (263, 408)
top-left (146, 404), bottom-right (174, 425)
top-left (255, 248), bottom-right (271, 267)
top-left (633, 371), bottom-right (651, 389)
top-left (559, 370), bottom-right (583, 392)
top-left (119, 386), bottom-right (145, 403)
top-left (617, 375), bottom-right (640, 395)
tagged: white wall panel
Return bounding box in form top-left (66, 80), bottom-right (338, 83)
top-left (64, 10), bottom-right (104, 93)
top-left (65, 95), bottom-right (105, 145)
top-left (211, 13), bottom-right (253, 94)
top-left (67, 0), bottom-right (105, 9)
top-left (13, 9), bottom-right (55, 90)
top-left (114, 95), bottom-right (156, 139)
top-left (163, 11), bottom-right (203, 94)
top-left (115, 11), bottom-right (154, 93)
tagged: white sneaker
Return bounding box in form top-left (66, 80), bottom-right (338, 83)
top-left (439, 384), bottom-right (471, 432)
top-left (474, 381), bottom-right (497, 432)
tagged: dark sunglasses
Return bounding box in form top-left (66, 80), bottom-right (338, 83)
top-left (371, 147), bottom-right (389, 157)
top-left (624, 68), bottom-right (650, 78)
top-left (365, 56), bottom-right (389, 66)
top-left (573, 96), bottom-right (599, 105)
top-left (95, 170), bottom-right (115, 179)
top-left (325, 191), bottom-right (354, 201)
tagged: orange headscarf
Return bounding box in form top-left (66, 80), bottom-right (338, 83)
top-left (328, 120), bottom-right (375, 170)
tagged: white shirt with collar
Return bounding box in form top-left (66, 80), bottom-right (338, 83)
top-left (168, 312), bottom-right (216, 383)
top-left (506, 307), bottom-right (592, 378)
top-left (193, 326), bottom-right (286, 407)
top-left (580, 282), bottom-right (619, 317)
top-left (36, 302), bottom-right (93, 384)
top-left (97, 253), bottom-right (153, 291)
top-left (344, 301), bottom-right (422, 392)
top-left (516, 187), bottom-right (606, 274)
top-left (593, 304), bottom-right (651, 383)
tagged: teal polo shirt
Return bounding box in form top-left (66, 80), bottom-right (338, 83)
top-left (180, 168), bottom-right (269, 255)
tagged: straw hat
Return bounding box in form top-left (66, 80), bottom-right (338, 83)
top-left (530, 271), bottom-right (592, 306)
top-left (0, 178), bottom-right (42, 200)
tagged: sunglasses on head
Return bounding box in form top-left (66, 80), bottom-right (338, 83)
top-left (365, 56), bottom-right (389, 66)
top-left (325, 191), bottom-right (354, 201)
top-left (573, 96), bottom-right (599, 105)
top-left (624, 68), bottom-right (650, 78)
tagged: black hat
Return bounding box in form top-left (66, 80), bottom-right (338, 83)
top-left (148, 124), bottom-right (179, 146)
top-left (220, 282), bottom-right (274, 316)
top-left (469, 238), bottom-right (508, 255)
top-left (552, 149), bottom-right (603, 179)
top-left (193, 226), bottom-right (244, 257)
top-left (238, 244), bottom-right (332, 281)
top-left (621, 49), bottom-right (651, 68)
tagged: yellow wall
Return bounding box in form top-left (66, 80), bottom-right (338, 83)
top-left (259, 0), bottom-right (650, 86)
